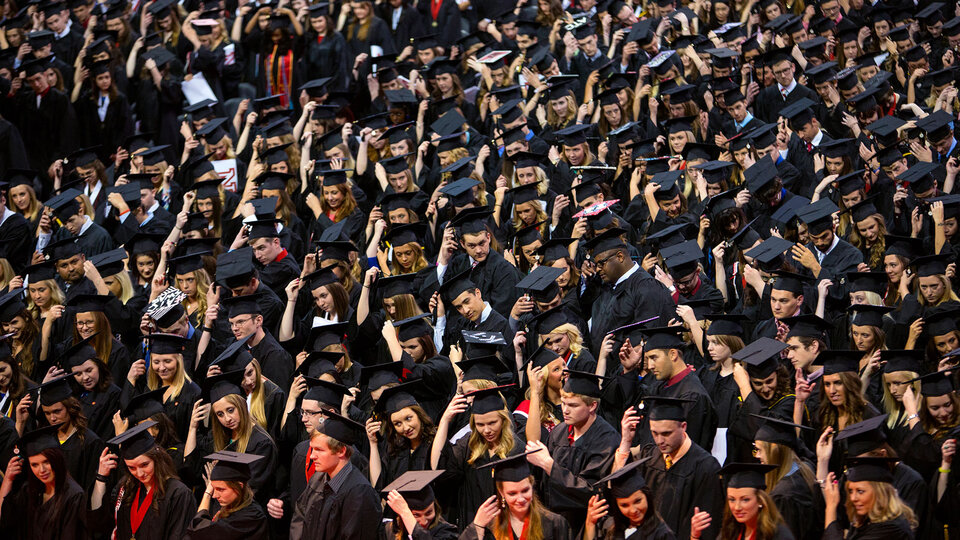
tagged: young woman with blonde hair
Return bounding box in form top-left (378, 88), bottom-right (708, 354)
top-left (821, 461), bottom-right (916, 539)
top-left (691, 463), bottom-right (795, 540)
top-left (184, 370), bottom-right (278, 504)
top-left (125, 334), bottom-right (201, 441)
top-left (430, 386), bottom-right (524, 528)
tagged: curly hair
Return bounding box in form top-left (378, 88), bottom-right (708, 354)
top-left (382, 404), bottom-right (436, 456)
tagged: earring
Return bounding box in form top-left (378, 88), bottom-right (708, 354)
top-left (500, 498), bottom-right (506, 509)
top-left (758, 505), bottom-right (763, 508)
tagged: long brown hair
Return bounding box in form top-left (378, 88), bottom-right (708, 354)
top-left (720, 489), bottom-right (785, 540)
top-left (119, 445), bottom-right (180, 502)
top-left (216, 481), bottom-right (255, 519)
top-left (11, 309), bottom-right (40, 376)
top-left (320, 183), bottom-right (359, 222)
top-left (382, 404), bottom-right (436, 455)
top-left (818, 372), bottom-right (869, 429)
top-left (848, 214), bottom-right (888, 269)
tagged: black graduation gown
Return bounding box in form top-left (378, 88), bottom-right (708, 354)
top-left (0, 212), bottom-right (33, 274)
top-left (89, 478), bottom-right (195, 540)
top-left (811, 238), bottom-right (864, 284)
top-left (0, 476), bottom-right (88, 540)
top-left (456, 509), bottom-right (572, 540)
top-left (771, 468), bottom-right (822, 540)
top-left (299, 31), bottom-right (350, 89)
top-left (289, 463), bottom-right (383, 540)
top-left (637, 371), bottom-right (718, 453)
top-left (257, 253), bottom-right (301, 303)
top-left (542, 417), bottom-right (621, 531)
top-left (185, 502), bottom-right (270, 540)
top-left (374, 436), bottom-right (432, 490)
top-left (636, 442), bottom-right (724, 540)
top-left (59, 427), bottom-right (105, 494)
top-left (381, 519), bottom-right (459, 540)
top-left (437, 434), bottom-right (526, 528)
top-left (581, 267), bottom-right (677, 360)
top-left (75, 89), bottom-right (134, 155)
top-left (421, 251), bottom-right (522, 319)
top-left (403, 353), bottom-right (456, 423)
top-left (80, 383), bottom-right (123, 440)
top-left (249, 332), bottom-right (295, 390)
top-left (593, 515), bottom-right (677, 540)
top-left (823, 516), bottom-right (915, 540)
top-left (9, 87), bottom-right (78, 173)
top-left (164, 382), bottom-right (201, 442)
top-left (697, 368), bottom-right (738, 429)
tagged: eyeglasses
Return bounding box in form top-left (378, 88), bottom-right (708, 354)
top-left (593, 253), bottom-right (617, 267)
top-left (229, 317), bottom-right (254, 329)
top-left (76, 320), bottom-right (96, 329)
top-left (300, 409), bottom-right (323, 418)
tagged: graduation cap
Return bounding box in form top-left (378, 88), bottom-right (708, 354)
top-left (476, 449), bottom-right (539, 482)
top-left (639, 396), bottom-right (692, 422)
top-left (32, 374), bottom-right (75, 406)
top-left (121, 387), bottom-right (167, 424)
top-left (664, 241), bottom-right (702, 280)
top-left (448, 206), bottom-right (491, 235)
top-left (592, 456), bottom-right (653, 498)
top-left (516, 265), bottom-right (565, 303)
top-left (317, 408), bottom-right (364, 446)
top-left (108, 420), bottom-right (158, 460)
top-left (728, 219), bottom-right (763, 251)
top-left (143, 46), bottom-right (176, 69)
top-left (534, 238), bottom-right (574, 264)
top-left (782, 314), bottom-right (831, 341)
top-left (752, 414), bottom-right (811, 451)
top-left (23, 261), bottom-right (57, 283)
top-left (770, 270), bottom-right (814, 296)
top-left (246, 219), bottom-right (281, 240)
top-left (301, 377), bottom-right (350, 408)
top-left (43, 236), bottom-right (80, 261)
top-left (702, 313), bottom-right (746, 338)
top-left (498, 125), bottom-right (527, 147)
top-left (262, 117), bottom-right (293, 138)
top-left (167, 250), bottom-right (208, 275)
top-left (719, 463), bottom-right (778, 489)
top-left (18, 424), bottom-right (63, 457)
top-left (884, 234), bottom-right (921, 259)
top-left (295, 349), bottom-right (342, 379)
top-left (555, 124), bottom-right (592, 146)
top-left (86, 248), bottom-right (128, 278)
top-left (383, 223), bottom-right (426, 249)
top-left (214, 247), bottom-right (254, 288)
top-left (195, 117), bottom-right (229, 142)
top-left (922, 67), bottom-right (960, 88)
top-left (944, 15), bottom-right (960, 37)
top-left (806, 61), bottom-right (839, 85)
top-left (206, 451), bottom-right (264, 483)
top-left (381, 469), bottom-right (444, 510)
top-left (56, 334), bottom-right (100, 371)
top-left (567, 177), bottom-right (603, 203)
top-left (898, 161), bottom-right (939, 194)
top-left (845, 456), bottom-right (897, 483)
top-left (743, 158), bottom-right (780, 195)
top-left (924, 306), bottom-right (960, 336)
top-left (314, 240), bottom-right (357, 262)
top-left (917, 110), bottom-right (955, 143)
top-left (909, 253), bottom-right (953, 277)
top-left (460, 331), bottom-right (508, 358)
top-left (142, 333), bottom-right (188, 357)
top-left (209, 333), bottom-right (254, 371)
top-left (44, 188), bottom-right (82, 221)
top-left (819, 349), bottom-right (863, 375)
top-left (0, 288), bottom-right (25, 323)
top-left (732, 337), bottom-right (787, 378)
top-left (375, 380), bottom-right (423, 416)
top-left (583, 227), bottom-right (627, 256)
top-left (847, 304), bottom-right (894, 329)
top-left (380, 122), bottom-right (416, 146)
top-left (796, 198), bottom-right (838, 235)
top-left (878, 349), bottom-right (924, 375)
top-left (359, 362), bottom-right (404, 391)
top-left (637, 325), bottom-right (684, 353)
top-left (203, 368), bottom-right (245, 403)
top-left (18, 57), bottom-right (48, 77)
top-left (388, 313), bottom-right (430, 343)
top-left (220, 293), bottom-right (262, 319)
top-left (512, 221), bottom-right (544, 247)
top-left (917, 370), bottom-right (956, 397)
top-left (779, 98), bottom-right (818, 130)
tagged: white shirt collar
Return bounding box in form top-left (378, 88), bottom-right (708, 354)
top-left (54, 19), bottom-right (72, 40)
top-left (478, 302), bottom-right (493, 324)
top-left (78, 215), bottom-right (94, 236)
top-left (816, 234), bottom-right (840, 260)
top-left (614, 262), bottom-right (639, 289)
top-left (85, 180), bottom-right (102, 204)
top-left (778, 79), bottom-right (797, 95)
top-left (811, 130), bottom-right (825, 147)
top-left (0, 206), bottom-right (14, 227)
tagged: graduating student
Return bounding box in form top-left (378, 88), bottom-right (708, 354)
top-left (61, 335), bottom-right (122, 440)
top-left (617, 397), bottom-right (724, 540)
top-left (289, 409), bottom-right (383, 540)
top-left (0, 425), bottom-right (89, 540)
top-left (126, 333), bottom-right (201, 442)
top-left (526, 369), bottom-right (620, 531)
top-left (185, 451), bottom-right (270, 540)
top-left (580, 228), bottom-right (677, 355)
top-left (365, 380), bottom-right (436, 490)
top-left (381, 470), bottom-right (460, 540)
top-left (690, 463), bottom-right (796, 540)
top-left (16, 375), bottom-right (104, 494)
top-left (89, 421), bottom-right (195, 540)
top-left (821, 457), bottom-right (917, 539)
top-left (584, 458), bottom-right (677, 540)
top-left (432, 268), bottom-right (509, 353)
top-left (464, 450), bottom-right (572, 540)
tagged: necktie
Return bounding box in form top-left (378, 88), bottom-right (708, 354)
top-left (471, 260), bottom-right (478, 268)
top-left (664, 456), bottom-right (673, 469)
top-left (806, 142), bottom-right (813, 152)
top-left (781, 87), bottom-right (788, 100)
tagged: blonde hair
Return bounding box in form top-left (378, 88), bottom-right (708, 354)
top-left (546, 95), bottom-right (577, 128)
top-left (846, 481), bottom-right (917, 529)
top-left (385, 293), bottom-right (423, 321)
top-left (179, 268), bottom-right (211, 326)
top-left (108, 269), bottom-right (135, 304)
top-left (881, 371), bottom-right (919, 429)
top-left (26, 279), bottom-right (64, 317)
top-left (914, 274), bottom-right (960, 306)
top-left (390, 242), bottom-right (429, 273)
top-left (0, 259), bottom-right (13, 290)
top-left (467, 406), bottom-right (515, 465)
top-left (756, 440), bottom-right (816, 492)
top-left (511, 201), bottom-right (549, 236)
top-left (538, 323), bottom-right (583, 357)
top-left (212, 393), bottom-right (256, 453)
top-left (147, 353), bottom-right (192, 400)
top-left (8, 184), bottom-right (42, 222)
top-left (247, 359), bottom-right (268, 429)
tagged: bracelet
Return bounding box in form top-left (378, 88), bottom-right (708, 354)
top-left (118, 209), bottom-right (130, 216)
top-left (816, 478), bottom-right (826, 485)
top-left (96, 474), bottom-right (109, 483)
top-left (204, 490), bottom-right (214, 497)
top-left (940, 467), bottom-right (952, 474)
top-left (906, 413), bottom-right (918, 421)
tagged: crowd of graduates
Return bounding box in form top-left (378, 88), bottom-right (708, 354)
top-left (2, 0), bottom-right (960, 538)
